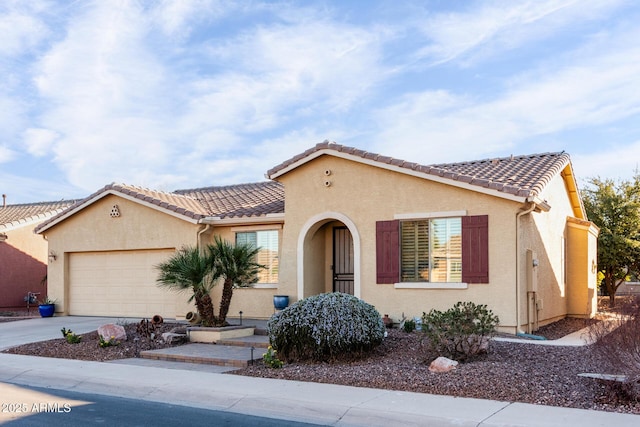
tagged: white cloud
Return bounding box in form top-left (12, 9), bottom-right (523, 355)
top-left (0, 145), bottom-right (16, 163)
top-left (0, 171), bottom-right (81, 203)
top-left (572, 140), bottom-right (640, 183)
top-left (0, 2), bottom-right (50, 56)
top-left (23, 128), bottom-right (59, 157)
top-left (414, 0), bottom-right (626, 66)
top-left (167, 14), bottom-right (389, 174)
top-left (5, 0), bottom-right (639, 203)
top-left (0, 94), bottom-right (27, 147)
top-left (25, 1), bottom-right (389, 193)
top-left (371, 24), bottom-right (640, 164)
top-left (152, 0), bottom-right (231, 37)
top-left (31, 1), bottom-right (180, 191)
top-left (196, 17), bottom-right (388, 120)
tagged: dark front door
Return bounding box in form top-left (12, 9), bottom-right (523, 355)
top-left (333, 227), bottom-right (354, 294)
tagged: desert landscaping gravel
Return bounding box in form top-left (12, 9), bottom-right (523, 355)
top-left (2, 310), bottom-right (639, 415)
top-left (234, 326), bottom-right (639, 415)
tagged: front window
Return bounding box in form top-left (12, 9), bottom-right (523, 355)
top-left (236, 230), bottom-right (279, 284)
top-left (401, 217), bottom-right (462, 282)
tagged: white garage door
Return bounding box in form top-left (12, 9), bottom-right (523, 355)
top-left (68, 249), bottom-right (177, 318)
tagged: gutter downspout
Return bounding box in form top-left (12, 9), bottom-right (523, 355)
top-left (515, 202), bottom-right (536, 334)
top-left (197, 224), bottom-right (210, 252)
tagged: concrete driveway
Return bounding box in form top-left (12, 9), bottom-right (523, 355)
top-left (0, 316), bottom-right (139, 350)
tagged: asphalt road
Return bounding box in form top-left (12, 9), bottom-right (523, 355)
top-left (0, 382), bottom-right (324, 427)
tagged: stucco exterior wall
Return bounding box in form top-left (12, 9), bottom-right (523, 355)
top-left (274, 155), bottom-right (526, 331)
top-left (42, 194), bottom-right (201, 316)
top-left (204, 224), bottom-right (284, 320)
top-left (0, 224), bottom-right (48, 308)
top-left (566, 219), bottom-right (598, 317)
top-left (520, 173), bottom-right (574, 328)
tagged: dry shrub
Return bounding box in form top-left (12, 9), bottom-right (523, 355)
top-left (588, 295), bottom-right (640, 400)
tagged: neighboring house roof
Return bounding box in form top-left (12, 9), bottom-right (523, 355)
top-left (175, 181), bottom-right (284, 219)
top-left (35, 181), bottom-right (284, 234)
top-left (0, 200), bottom-right (77, 232)
top-left (267, 140), bottom-right (575, 204)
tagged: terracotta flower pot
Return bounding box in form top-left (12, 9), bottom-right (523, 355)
top-left (186, 311), bottom-right (200, 324)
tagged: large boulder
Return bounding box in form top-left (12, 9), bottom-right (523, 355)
top-left (98, 324), bottom-right (127, 342)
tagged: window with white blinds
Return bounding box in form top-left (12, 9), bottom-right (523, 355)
top-left (400, 217), bottom-right (462, 282)
top-left (236, 230), bottom-right (279, 284)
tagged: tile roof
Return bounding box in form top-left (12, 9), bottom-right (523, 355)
top-left (267, 141), bottom-right (571, 199)
top-left (35, 181), bottom-right (284, 233)
top-left (0, 200), bottom-right (78, 231)
top-left (33, 142), bottom-right (576, 234)
top-left (175, 181), bottom-right (284, 219)
top-left (100, 183), bottom-right (211, 220)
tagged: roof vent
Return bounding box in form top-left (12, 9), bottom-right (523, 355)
top-left (110, 205), bottom-right (121, 218)
top-left (2, 194), bottom-right (5, 208)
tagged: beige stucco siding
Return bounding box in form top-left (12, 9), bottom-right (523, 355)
top-left (521, 173), bottom-right (575, 327)
top-left (203, 224), bottom-right (284, 320)
top-left (43, 195), bottom-right (198, 317)
top-left (275, 155), bottom-right (524, 330)
top-left (566, 219), bottom-right (599, 317)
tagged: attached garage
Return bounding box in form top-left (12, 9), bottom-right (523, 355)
top-left (35, 184), bottom-right (220, 317)
top-left (68, 249), bottom-right (177, 317)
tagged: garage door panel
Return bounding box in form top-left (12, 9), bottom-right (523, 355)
top-left (69, 249), bottom-right (176, 317)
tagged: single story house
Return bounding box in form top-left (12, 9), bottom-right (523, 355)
top-left (0, 196), bottom-right (76, 308)
top-left (36, 142), bottom-right (599, 334)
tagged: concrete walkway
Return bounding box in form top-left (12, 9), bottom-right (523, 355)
top-left (0, 316), bottom-right (639, 426)
top-left (494, 326), bottom-right (594, 346)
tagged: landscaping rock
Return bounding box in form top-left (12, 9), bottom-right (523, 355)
top-left (162, 332), bottom-right (187, 344)
top-left (429, 356), bottom-right (458, 373)
top-left (98, 324), bottom-right (127, 342)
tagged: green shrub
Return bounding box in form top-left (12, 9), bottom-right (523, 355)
top-left (422, 301), bottom-right (499, 361)
top-left (98, 335), bottom-right (120, 348)
top-left (267, 292), bottom-right (385, 362)
top-left (263, 346), bottom-right (283, 368)
top-left (402, 318), bottom-right (416, 333)
top-left (61, 327), bottom-right (82, 344)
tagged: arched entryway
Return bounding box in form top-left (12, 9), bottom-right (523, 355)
top-left (297, 212), bottom-right (361, 300)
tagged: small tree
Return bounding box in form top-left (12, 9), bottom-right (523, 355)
top-left (156, 246), bottom-right (216, 326)
top-left (582, 175), bottom-right (640, 307)
top-left (208, 235), bottom-right (263, 326)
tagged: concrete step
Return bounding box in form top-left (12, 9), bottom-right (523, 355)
top-left (217, 334), bottom-right (269, 348)
top-left (140, 343), bottom-right (266, 368)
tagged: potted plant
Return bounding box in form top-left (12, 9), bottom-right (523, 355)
top-left (38, 297), bottom-right (56, 317)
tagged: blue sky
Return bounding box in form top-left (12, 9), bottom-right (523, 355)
top-left (2, 0), bottom-right (640, 204)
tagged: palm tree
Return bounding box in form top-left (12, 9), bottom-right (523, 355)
top-left (156, 246), bottom-right (217, 326)
top-left (208, 235), bottom-right (264, 326)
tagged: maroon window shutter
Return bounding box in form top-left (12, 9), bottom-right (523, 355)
top-left (376, 220), bottom-right (399, 284)
top-left (462, 215), bottom-right (489, 283)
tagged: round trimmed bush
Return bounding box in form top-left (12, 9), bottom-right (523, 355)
top-left (267, 292), bottom-right (385, 362)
